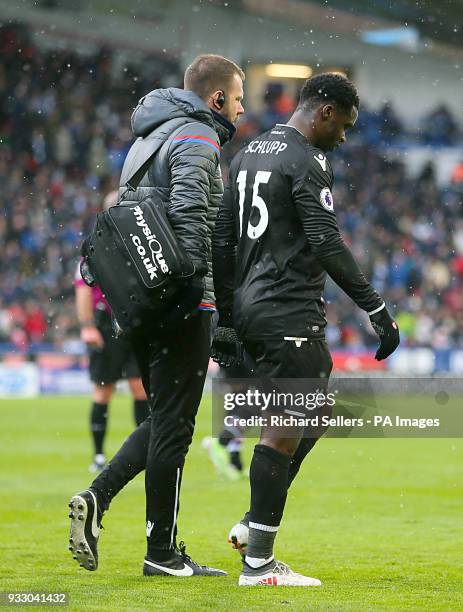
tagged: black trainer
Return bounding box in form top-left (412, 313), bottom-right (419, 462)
top-left (68, 489), bottom-right (102, 571)
top-left (143, 541), bottom-right (227, 577)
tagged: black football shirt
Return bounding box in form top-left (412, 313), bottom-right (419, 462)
top-left (213, 124), bottom-right (383, 341)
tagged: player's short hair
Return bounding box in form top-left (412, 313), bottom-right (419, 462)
top-left (184, 54), bottom-right (245, 100)
top-left (298, 72), bottom-right (360, 112)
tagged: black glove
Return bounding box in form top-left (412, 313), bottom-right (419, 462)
top-left (211, 326), bottom-right (243, 368)
top-left (369, 306), bottom-right (400, 361)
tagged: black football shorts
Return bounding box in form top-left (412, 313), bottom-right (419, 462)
top-left (241, 337), bottom-right (333, 429)
top-left (243, 337), bottom-right (333, 380)
top-left (88, 309), bottom-right (140, 385)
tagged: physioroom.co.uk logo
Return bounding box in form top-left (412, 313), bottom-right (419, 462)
top-left (130, 205), bottom-right (169, 280)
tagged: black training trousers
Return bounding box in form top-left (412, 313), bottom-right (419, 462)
top-left (91, 310), bottom-right (211, 552)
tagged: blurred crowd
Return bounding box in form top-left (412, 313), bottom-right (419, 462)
top-left (1, 23), bottom-right (463, 353)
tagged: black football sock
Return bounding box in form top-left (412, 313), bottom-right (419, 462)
top-left (228, 437), bottom-right (243, 470)
top-left (90, 402), bottom-right (108, 455)
top-left (230, 450), bottom-right (243, 472)
top-left (287, 437), bottom-right (318, 487)
top-left (241, 438), bottom-right (318, 524)
top-left (134, 399), bottom-right (150, 426)
top-left (246, 444), bottom-right (291, 566)
top-left (218, 429), bottom-right (234, 446)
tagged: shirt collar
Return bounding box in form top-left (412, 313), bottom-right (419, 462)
top-left (275, 123), bottom-right (306, 138)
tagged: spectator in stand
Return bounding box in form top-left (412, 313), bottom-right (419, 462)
top-left (451, 160), bottom-right (463, 190)
top-left (421, 104), bottom-right (459, 145)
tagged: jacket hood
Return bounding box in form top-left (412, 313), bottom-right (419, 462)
top-left (131, 88), bottom-right (215, 137)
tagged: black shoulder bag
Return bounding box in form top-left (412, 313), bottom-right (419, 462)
top-left (81, 126), bottom-right (202, 336)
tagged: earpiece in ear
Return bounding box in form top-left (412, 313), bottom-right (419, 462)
top-left (216, 92), bottom-right (225, 109)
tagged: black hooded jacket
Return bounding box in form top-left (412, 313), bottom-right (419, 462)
top-left (119, 87), bottom-right (233, 306)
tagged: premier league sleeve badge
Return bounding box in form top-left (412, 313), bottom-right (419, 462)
top-left (319, 187), bottom-right (334, 212)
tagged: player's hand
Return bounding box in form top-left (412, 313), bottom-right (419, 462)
top-left (369, 306), bottom-right (400, 361)
top-left (81, 325), bottom-right (104, 348)
top-left (211, 326), bottom-right (243, 368)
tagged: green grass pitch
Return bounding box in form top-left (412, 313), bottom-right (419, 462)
top-left (1, 395), bottom-right (462, 611)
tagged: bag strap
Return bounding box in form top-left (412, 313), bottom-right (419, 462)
top-left (119, 118), bottom-right (188, 201)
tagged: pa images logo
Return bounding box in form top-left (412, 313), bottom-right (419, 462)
top-left (320, 187), bottom-right (334, 212)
